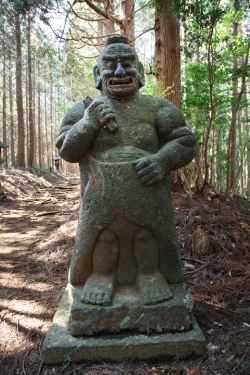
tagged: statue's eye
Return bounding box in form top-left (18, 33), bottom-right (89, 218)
top-left (122, 61), bottom-right (131, 68)
top-left (108, 62), bottom-right (116, 70)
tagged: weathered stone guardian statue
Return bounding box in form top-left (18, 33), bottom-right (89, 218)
top-left (42, 36), bottom-right (206, 363)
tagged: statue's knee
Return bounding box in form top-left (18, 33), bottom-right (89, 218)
top-left (135, 228), bottom-right (153, 241)
top-left (98, 229), bottom-right (117, 243)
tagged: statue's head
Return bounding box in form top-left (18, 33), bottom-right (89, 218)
top-left (93, 35), bottom-right (145, 100)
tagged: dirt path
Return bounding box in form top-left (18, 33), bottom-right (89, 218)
top-left (0, 173), bottom-right (80, 375)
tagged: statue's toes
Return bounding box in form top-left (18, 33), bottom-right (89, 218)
top-left (162, 288), bottom-right (173, 300)
top-left (155, 292), bottom-right (165, 302)
top-left (90, 292), bottom-right (98, 305)
top-left (95, 293), bottom-right (103, 305)
top-left (142, 288), bottom-right (172, 305)
top-left (81, 292), bottom-right (90, 304)
top-left (103, 293), bottom-right (111, 306)
top-left (141, 291), bottom-right (152, 306)
top-left (98, 292), bottom-right (111, 306)
top-left (150, 291), bottom-right (159, 304)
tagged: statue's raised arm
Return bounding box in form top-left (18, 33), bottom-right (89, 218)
top-left (55, 97), bottom-right (116, 163)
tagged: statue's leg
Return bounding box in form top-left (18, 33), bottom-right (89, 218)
top-left (112, 219), bottom-right (138, 286)
top-left (81, 229), bottom-right (118, 306)
top-left (134, 228), bottom-right (173, 305)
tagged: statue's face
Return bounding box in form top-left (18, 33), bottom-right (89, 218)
top-left (96, 44), bottom-right (142, 100)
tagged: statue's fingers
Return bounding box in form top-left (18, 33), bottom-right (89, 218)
top-left (137, 163), bottom-right (155, 177)
top-left (145, 174), bottom-right (161, 186)
top-left (99, 108), bottom-right (114, 117)
top-left (135, 157), bottom-right (153, 171)
top-left (90, 100), bottom-right (105, 109)
top-left (140, 170), bottom-right (157, 183)
top-left (98, 103), bottom-right (111, 112)
top-left (100, 113), bottom-right (116, 125)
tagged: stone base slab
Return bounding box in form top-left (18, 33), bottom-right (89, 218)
top-left (69, 283), bottom-right (193, 336)
top-left (42, 286), bottom-right (206, 364)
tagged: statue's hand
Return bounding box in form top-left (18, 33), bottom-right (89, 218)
top-left (84, 100), bottom-right (116, 130)
top-left (135, 156), bottom-right (165, 186)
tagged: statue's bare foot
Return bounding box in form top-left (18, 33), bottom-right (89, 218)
top-left (81, 274), bottom-right (114, 306)
top-left (137, 272), bottom-right (173, 306)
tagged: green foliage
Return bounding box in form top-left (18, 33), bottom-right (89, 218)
top-left (63, 343), bottom-right (82, 369)
top-left (179, 0), bottom-right (250, 195)
top-left (63, 51), bottom-right (98, 101)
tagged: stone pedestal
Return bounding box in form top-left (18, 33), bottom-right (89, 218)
top-left (69, 283), bottom-right (193, 336)
top-left (42, 284), bottom-right (206, 364)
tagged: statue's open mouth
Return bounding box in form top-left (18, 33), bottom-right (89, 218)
top-left (108, 78), bottom-right (135, 87)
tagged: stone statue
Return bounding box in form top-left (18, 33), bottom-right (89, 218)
top-left (55, 35), bottom-right (197, 336)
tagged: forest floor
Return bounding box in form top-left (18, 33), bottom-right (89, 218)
top-left (0, 168), bottom-right (250, 375)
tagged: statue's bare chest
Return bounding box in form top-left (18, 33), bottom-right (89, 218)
top-left (90, 102), bottom-right (160, 153)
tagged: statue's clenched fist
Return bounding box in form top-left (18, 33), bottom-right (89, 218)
top-left (135, 156), bottom-right (165, 186)
top-left (83, 100), bottom-right (116, 130)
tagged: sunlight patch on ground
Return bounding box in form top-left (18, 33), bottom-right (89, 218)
top-left (1, 299), bottom-right (50, 316)
top-left (1, 308), bottom-right (50, 335)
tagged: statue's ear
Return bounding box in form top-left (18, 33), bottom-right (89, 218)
top-left (93, 65), bottom-right (102, 90)
top-left (138, 62), bottom-right (145, 88)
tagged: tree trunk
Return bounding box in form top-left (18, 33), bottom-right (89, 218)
top-left (9, 55), bottom-right (15, 166)
top-left (15, 12), bottom-right (25, 167)
top-left (44, 84), bottom-right (49, 168)
top-left (50, 60), bottom-right (54, 168)
top-left (154, 0), bottom-right (180, 108)
top-left (225, 37), bottom-right (250, 200)
top-left (2, 27), bottom-right (8, 167)
top-left (229, 11), bottom-right (238, 190)
top-left (104, 0), bottom-right (115, 35)
top-left (27, 12), bottom-right (35, 167)
top-left (37, 58), bottom-right (42, 167)
top-left (120, 0), bottom-right (134, 43)
top-left (193, 33), bottom-right (203, 193)
top-left (154, 0), bottom-right (182, 192)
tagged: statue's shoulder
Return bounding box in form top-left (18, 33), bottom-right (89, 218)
top-left (61, 100), bottom-right (85, 127)
top-left (138, 94), bottom-right (175, 110)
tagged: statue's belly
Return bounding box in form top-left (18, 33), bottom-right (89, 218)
top-left (90, 121), bottom-right (160, 155)
top-left (90, 145), bottom-right (151, 162)
top-left (87, 154), bottom-right (171, 229)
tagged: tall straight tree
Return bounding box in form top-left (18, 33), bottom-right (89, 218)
top-left (9, 0), bottom-right (58, 167)
top-left (9, 54), bottom-right (15, 166)
top-left (15, 11), bottom-right (25, 167)
top-left (120, 0), bottom-right (134, 42)
top-left (154, 0), bottom-right (182, 191)
top-left (154, 0), bottom-right (180, 108)
top-left (2, 25), bottom-right (8, 166)
top-left (228, 0), bottom-right (240, 190)
top-left (27, 11), bottom-right (35, 166)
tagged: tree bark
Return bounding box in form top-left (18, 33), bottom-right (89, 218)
top-left (15, 12), bottom-right (25, 167)
top-left (37, 58), bottom-right (42, 167)
top-left (2, 26), bottom-right (8, 167)
top-left (9, 52), bottom-right (15, 166)
top-left (154, 0), bottom-right (182, 192)
top-left (225, 37), bottom-right (250, 200)
top-left (154, 0), bottom-right (180, 108)
top-left (27, 12), bottom-right (35, 167)
top-left (120, 0), bottom-right (134, 43)
top-left (104, 0), bottom-right (115, 35)
top-left (229, 11), bottom-right (238, 190)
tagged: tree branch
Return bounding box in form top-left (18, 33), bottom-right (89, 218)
top-left (73, 0), bottom-right (122, 27)
top-left (133, 0), bottom-right (153, 16)
top-left (131, 27), bottom-right (154, 43)
top-left (70, 7), bottom-right (106, 22)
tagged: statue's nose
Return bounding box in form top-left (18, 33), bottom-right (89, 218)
top-left (114, 62), bottom-right (125, 77)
